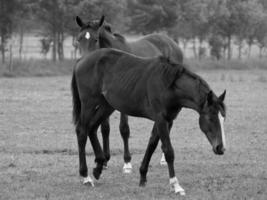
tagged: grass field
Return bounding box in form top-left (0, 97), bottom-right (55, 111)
top-left (0, 70), bottom-right (267, 200)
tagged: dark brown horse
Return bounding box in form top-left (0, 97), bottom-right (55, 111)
top-left (71, 48), bottom-right (226, 195)
top-left (75, 16), bottom-right (183, 171)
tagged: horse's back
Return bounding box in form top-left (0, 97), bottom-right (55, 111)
top-left (75, 48), bottom-right (155, 86)
top-left (129, 33), bottom-right (183, 63)
top-left (74, 49), bottom-right (126, 100)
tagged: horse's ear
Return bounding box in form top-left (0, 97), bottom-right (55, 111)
top-left (99, 15), bottom-right (105, 27)
top-left (76, 16), bottom-right (84, 27)
top-left (218, 90), bottom-right (226, 102)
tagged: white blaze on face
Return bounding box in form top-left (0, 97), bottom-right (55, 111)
top-left (218, 111), bottom-right (226, 148)
top-left (85, 32), bottom-right (90, 40)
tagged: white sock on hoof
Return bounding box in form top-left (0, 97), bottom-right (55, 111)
top-left (103, 165), bottom-right (108, 170)
top-left (160, 153), bottom-right (167, 166)
top-left (169, 177), bottom-right (185, 195)
top-left (82, 176), bottom-right (94, 187)
top-left (123, 162), bottom-right (132, 174)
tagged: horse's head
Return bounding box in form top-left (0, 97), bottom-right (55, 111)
top-left (75, 15), bottom-right (128, 55)
top-left (199, 90), bottom-right (226, 155)
top-left (75, 15), bottom-right (106, 55)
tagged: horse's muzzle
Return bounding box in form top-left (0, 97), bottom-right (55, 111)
top-left (213, 144), bottom-right (225, 155)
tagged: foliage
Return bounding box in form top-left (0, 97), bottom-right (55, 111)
top-left (127, 0), bottom-right (178, 34)
top-left (2, 0), bottom-right (267, 62)
top-left (0, 0), bottom-right (20, 63)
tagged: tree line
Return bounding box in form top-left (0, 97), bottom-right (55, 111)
top-left (1, 0), bottom-right (267, 63)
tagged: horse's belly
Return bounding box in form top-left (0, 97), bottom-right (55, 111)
top-left (103, 91), bottom-right (147, 118)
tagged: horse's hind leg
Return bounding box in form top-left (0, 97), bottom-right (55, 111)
top-left (119, 114), bottom-right (132, 173)
top-left (139, 124), bottom-right (159, 186)
top-left (101, 118), bottom-right (110, 168)
top-left (76, 121), bottom-right (88, 178)
top-left (87, 101), bottom-right (114, 180)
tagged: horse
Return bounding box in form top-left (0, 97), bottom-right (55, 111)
top-left (75, 15), bottom-right (184, 171)
top-left (71, 48), bottom-right (226, 195)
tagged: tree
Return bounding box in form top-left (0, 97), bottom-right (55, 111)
top-left (13, 0), bottom-right (34, 60)
top-left (254, 16), bottom-right (267, 58)
top-left (127, 0), bottom-right (178, 34)
top-left (0, 0), bottom-right (17, 63)
top-left (175, 0), bottom-right (212, 58)
top-left (34, 0), bottom-right (79, 61)
top-left (233, 0), bottom-right (265, 59)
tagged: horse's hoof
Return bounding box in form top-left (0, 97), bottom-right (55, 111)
top-left (123, 163), bottom-right (132, 174)
top-left (160, 153), bottom-right (167, 166)
top-left (139, 179), bottom-right (147, 187)
top-left (170, 177), bottom-right (185, 195)
top-left (103, 163), bottom-right (108, 170)
top-left (82, 176), bottom-right (94, 187)
top-left (93, 168), bottom-right (101, 180)
top-left (139, 181), bottom-right (146, 187)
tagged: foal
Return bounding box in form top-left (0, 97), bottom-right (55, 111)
top-left (72, 48), bottom-right (226, 195)
top-left (75, 15), bottom-right (183, 171)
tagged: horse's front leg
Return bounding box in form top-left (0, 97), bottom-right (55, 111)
top-left (119, 113), bottom-right (132, 173)
top-left (157, 117), bottom-right (185, 195)
top-left (160, 121), bottom-right (173, 166)
top-left (101, 118), bottom-right (110, 169)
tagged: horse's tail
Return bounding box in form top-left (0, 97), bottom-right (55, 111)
top-left (71, 71), bottom-right (81, 125)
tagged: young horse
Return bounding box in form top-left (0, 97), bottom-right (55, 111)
top-left (75, 15), bottom-right (183, 170)
top-left (71, 48), bottom-right (226, 195)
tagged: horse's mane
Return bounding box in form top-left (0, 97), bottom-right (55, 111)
top-left (182, 67), bottom-right (226, 114)
top-left (157, 56), bottom-right (184, 88)
top-left (113, 33), bottom-right (126, 43)
top-left (82, 20), bottom-right (99, 30)
top-left (185, 69), bottom-right (210, 93)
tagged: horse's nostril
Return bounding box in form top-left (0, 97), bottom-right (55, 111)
top-left (216, 144), bottom-right (225, 155)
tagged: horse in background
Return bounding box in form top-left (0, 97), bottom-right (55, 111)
top-left (71, 48), bottom-right (226, 195)
top-left (75, 15), bottom-right (184, 172)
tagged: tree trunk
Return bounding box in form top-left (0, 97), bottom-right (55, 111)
top-left (192, 38), bottom-right (197, 59)
top-left (248, 44), bottom-right (251, 58)
top-left (227, 35), bottom-right (232, 60)
top-left (72, 35), bottom-right (78, 60)
top-left (259, 46), bottom-right (263, 58)
top-left (1, 34), bottom-right (5, 64)
top-left (19, 26), bottom-right (24, 60)
top-left (182, 39), bottom-right (187, 59)
top-left (57, 31), bottom-right (64, 61)
top-left (8, 44), bottom-right (13, 72)
top-left (52, 31), bottom-right (57, 62)
top-left (238, 41), bottom-right (242, 60)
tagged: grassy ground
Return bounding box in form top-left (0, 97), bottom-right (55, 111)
top-left (0, 70), bottom-right (267, 200)
top-left (1, 58), bottom-right (267, 77)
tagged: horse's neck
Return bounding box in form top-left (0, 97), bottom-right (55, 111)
top-left (177, 72), bottom-right (209, 113)
top-left (99, 31), bottom-right (130, 52)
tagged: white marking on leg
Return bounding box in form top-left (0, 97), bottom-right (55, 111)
top-left (82, 176), bottom-right (94, 187)
top-left (85, 32), bottom-right (90, 40)
top-left (218, 112), bottom-right (226, 148)
top-left (123, 162), bottom-right (132, 174)
top-left (160, 153), bottom-right (167, 166)
top-left (169, 177), bottom-right (185, 195)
